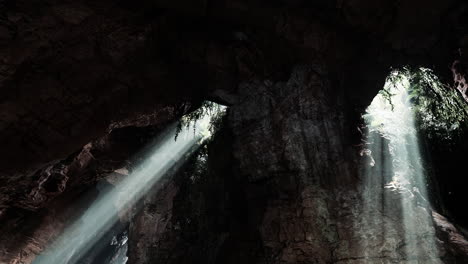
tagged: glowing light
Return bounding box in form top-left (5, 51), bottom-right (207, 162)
top-left (34, 102), bottom-right (226, 264)
top-left (361, 71), bottom-right (441, 262)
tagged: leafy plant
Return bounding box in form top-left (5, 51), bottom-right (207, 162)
top-left (407, 68), bottom-right (468, 142)
top-left (175, 101), bottom-right (227, 141)
top-left (375, 67), bottom-right (468, 142)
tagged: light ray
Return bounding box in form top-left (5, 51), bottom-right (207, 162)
top-left (34, 103), bottom-right (226, 264)
top-left (361, 70), bottom-right (441, 262)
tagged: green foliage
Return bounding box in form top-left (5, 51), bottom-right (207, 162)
top-left (379, 71), bottom-right (405, 111)
top-left (175, 101), bottom-right (227, 141)
top-left (385, 67), bottom-right (468, 142)
top-left (189, 144), bottom-right (209, 183)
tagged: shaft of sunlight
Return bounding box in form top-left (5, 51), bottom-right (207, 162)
top-left (362, 71), bottom-right (441, 263)
top-left (34, 103), bottom-right (226, 264)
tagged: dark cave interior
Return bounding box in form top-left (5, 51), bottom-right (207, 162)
top-left (1, 0), bottom-right (468, 263)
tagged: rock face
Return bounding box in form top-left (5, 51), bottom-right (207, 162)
top-left (227, 66), bottom-right (467, 263)
top-left (0, 122), bottom-right (180, 263)
top-left (229, 66), bottom-right (354, 263)
top-left (126, 66), bottom-right (468, 264)
top-left (1, 0), bottom-right (468, 263)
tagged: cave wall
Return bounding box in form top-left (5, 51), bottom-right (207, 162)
top-left (129, 64), bottom-right (355, 263)
top-left (128, 111), bottom-right (265, 264)
top-left (127, 66), bottom-right (468, 263)
top-left (0, 122), bottom-right (178, 263)
top-left (228, 65), bottom-right (356, 263)
top-left (1, 0), bottom-right (468, 263)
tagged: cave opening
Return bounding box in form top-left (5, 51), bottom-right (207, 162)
top-left (359, 68), bottom-right (468, 262)
top-left (33, 102), bottom-right (227, 264)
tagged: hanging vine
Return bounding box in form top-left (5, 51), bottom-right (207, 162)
top-left (174, 101), bottom-right (227, 141)
top-left (378, 67), bottom-right (468, 143)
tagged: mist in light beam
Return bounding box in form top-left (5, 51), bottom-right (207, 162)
top-left (360, 71), bottom-right (441, 263)
top-left (34, 103), bottom-right (226, 264)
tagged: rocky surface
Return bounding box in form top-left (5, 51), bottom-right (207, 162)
top-left (125, 67), bottom-right (468, 264)
top-left (1, 0), bottom-right (468, 263)
top-left (0, 122), bottom-right (178, 263)
top-left (226, 66), bottom-right (464, 263)
top-left (228, 65), bottom-right (352, 263)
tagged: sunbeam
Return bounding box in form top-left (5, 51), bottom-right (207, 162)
top-left (361, 70), bottom-right (441, 263)
top-left (33, 103), bottom-right (226, 264)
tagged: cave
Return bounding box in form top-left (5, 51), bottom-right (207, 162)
top-left (1, 0), bottom-right (468, 263)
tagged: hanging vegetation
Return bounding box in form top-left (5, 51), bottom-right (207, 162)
top-left (175, 101), bottom-right (227, 141)
top-left (382, 67), bottom-right (468, 143)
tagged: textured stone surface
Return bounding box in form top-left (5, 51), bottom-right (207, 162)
top-left (228, 67), bottom-right (468, 263)
top-left (0, 123), bottom-right (175, 263)
top-left (433, 212), bottom-right (468, 262)
top-left (1, 0), bottom-right (468, 263)
top-left (228, 66), bottom-right (350, 263)
top-left (124, 67), bottom-right (468, 264)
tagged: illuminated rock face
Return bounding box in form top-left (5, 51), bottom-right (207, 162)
top-left (1, 0), bottom-right (468, 263)
top-left (228, 68), bottom-right (468, 263)
top-left (228, 67), bottom-right (439, 263)
top-left (127, 67), bottom-right (468, 264)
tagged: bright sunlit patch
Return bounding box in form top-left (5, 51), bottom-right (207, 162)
top-left (360, 69), bottom-right (441, 262)
top-left (34, 102), bottom-right (226, 264)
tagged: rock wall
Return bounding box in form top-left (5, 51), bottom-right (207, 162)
top-left (0, 122), bottom-right (182, 263)
top-left (126, 66), bottom-right (468, 264)
top-left (226, 66), bottom-right (468, 263)
top-left (1, 0), bottom-right (468, 263)
top-left (229, 65), bottom-right (353, 263)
